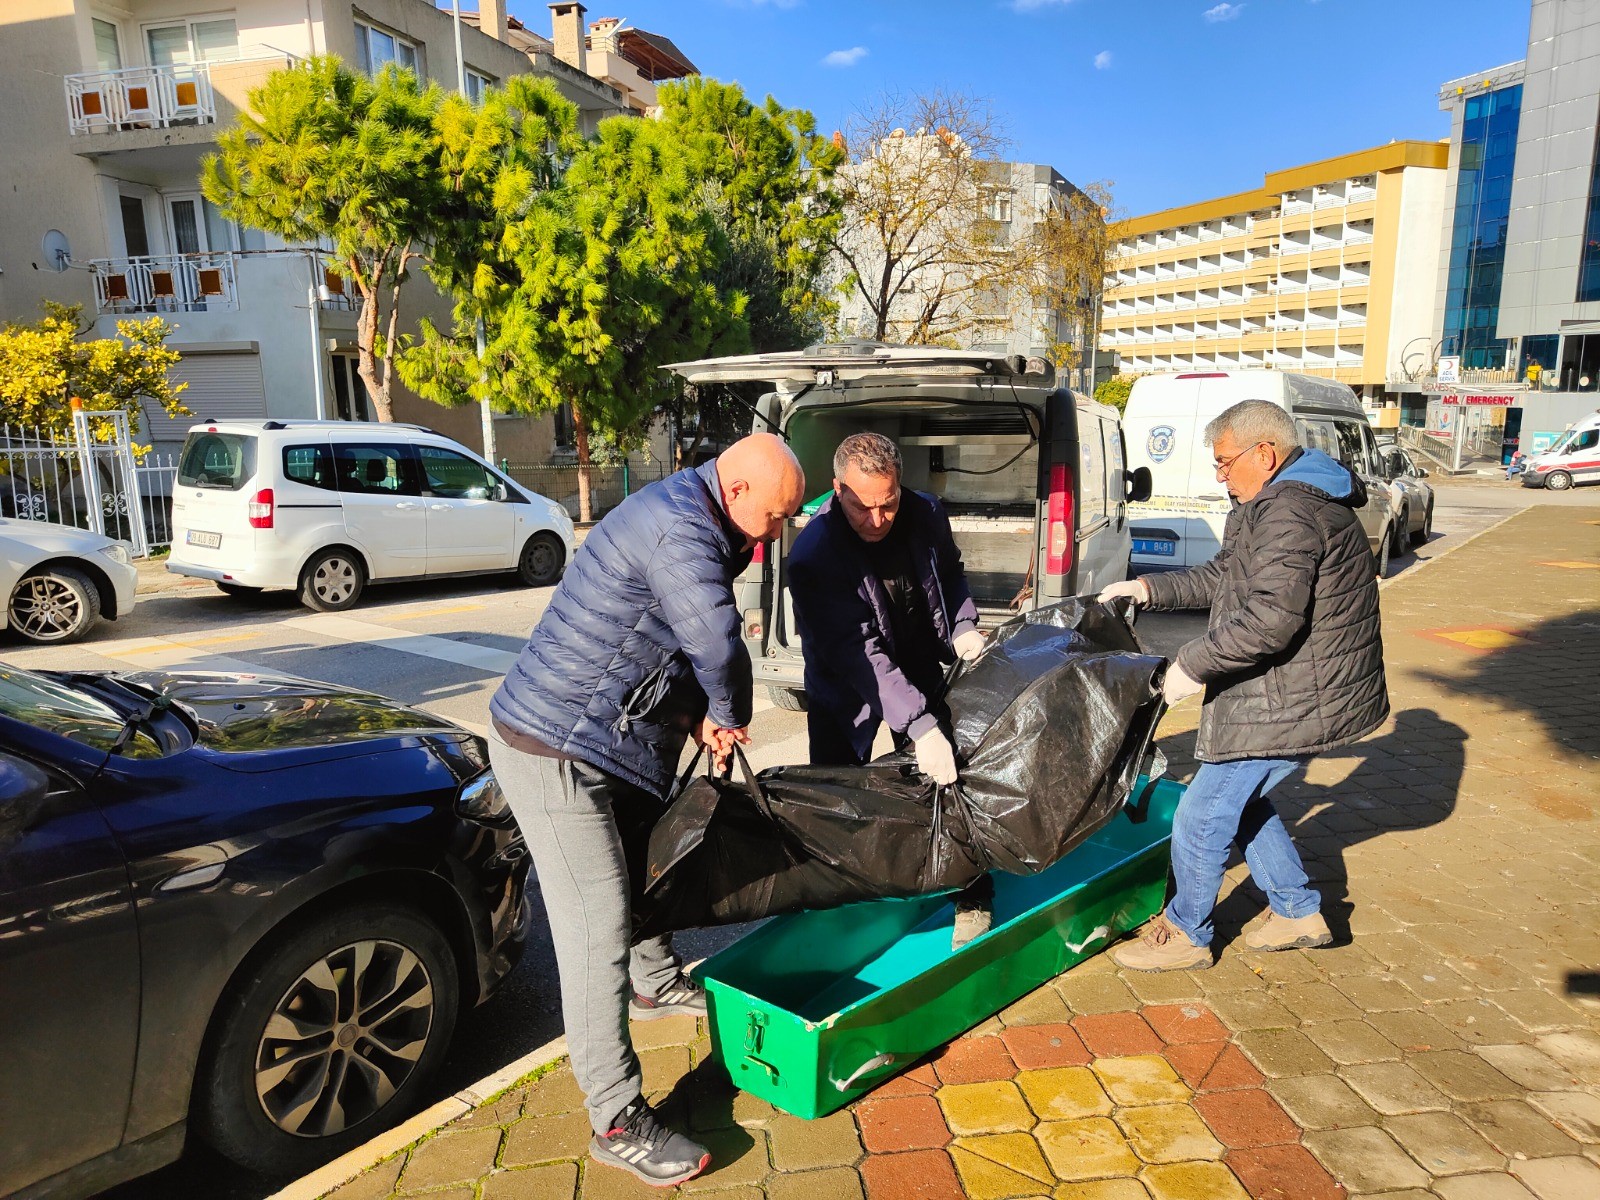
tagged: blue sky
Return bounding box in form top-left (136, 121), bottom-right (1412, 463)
top-left (503, 0), bottom-right (1532, 218)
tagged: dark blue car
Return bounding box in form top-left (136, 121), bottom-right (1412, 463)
top-left (0, 665), bottom-right (529, 1198)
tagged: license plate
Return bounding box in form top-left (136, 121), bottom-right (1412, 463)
top-left (1133, 538), bottom-right (1176, 557)
top-left (187, 530), bottom-right (222, 549)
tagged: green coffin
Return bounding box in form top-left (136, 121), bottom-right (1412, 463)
top-left (694, 774), bottom-right (1181, 1118)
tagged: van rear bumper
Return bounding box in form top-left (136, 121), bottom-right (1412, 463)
top-left (166, 558), bottom-right (288, 589)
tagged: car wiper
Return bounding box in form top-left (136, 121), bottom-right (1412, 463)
top-left (110, 693), bottom-right (173, 754)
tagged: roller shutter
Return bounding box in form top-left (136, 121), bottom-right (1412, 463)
top-left (143, 351), bottom-right (267, 448)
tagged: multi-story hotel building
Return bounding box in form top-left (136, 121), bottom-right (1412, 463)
top-left (1099, 142), bottom-right (1449, 403)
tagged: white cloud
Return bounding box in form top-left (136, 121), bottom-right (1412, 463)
top-left (822, 46), bottom-right (869, 68)
top-left (1204, 2), bottom-right (1245, 20)
top-left (1094, 50), bottom-right (1113, 70)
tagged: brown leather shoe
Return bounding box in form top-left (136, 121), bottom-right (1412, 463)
top-left (1110, 915), bottom-right (1213, 972)
top-left (1244, 911), bottom-right (1332, 952)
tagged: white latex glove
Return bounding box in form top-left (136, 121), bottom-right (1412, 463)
top-left (913, 728), bottom-right (959, 786)
top-left (1098, 579), bottom-right (1150, 607)
top-left (953, 629), bottom-right (987, 661)
top-left (1162, 661), bottom-right (1203, 706)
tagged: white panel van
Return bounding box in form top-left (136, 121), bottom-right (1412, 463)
top-left (1122, 371), bottom-right (1399, 575)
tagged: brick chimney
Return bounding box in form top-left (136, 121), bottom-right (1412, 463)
top-left (549, 2), bottom-right (587, 72)
top-left (480, 0), bottom-right (508, 42)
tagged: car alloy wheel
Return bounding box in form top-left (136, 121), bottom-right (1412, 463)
top-left (254, 938), bottom-right (435, 1139)
top-left (8, 567), bottom-right (99, 644)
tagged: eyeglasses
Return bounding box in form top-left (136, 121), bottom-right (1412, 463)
top-left (1213, 441), bottom-right (1269, 478)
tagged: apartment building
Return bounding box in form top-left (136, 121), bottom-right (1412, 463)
top-left (0, 0), bottom-right (632, 460)
top-left (832, 153), bottom-right (1099, 379)
top-left (1100, 141), bottom-right (1449, 403)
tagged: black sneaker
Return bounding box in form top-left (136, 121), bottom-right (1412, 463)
top-left (591, 1098), bottom-right (711, 1186)
top-left (629, 973), bottom-right (707, 1021)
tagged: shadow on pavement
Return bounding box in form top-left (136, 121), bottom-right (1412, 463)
top-left (1195, 708), bottom-right (1466, 948)
top-left (1417, 608), bottom-right (1600, 761)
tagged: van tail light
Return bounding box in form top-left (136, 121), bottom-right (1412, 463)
top-left (1045, 463), bottom-right (1073, 578)
top-left (247, 487), bottom-right (274, 529)
top-left (751, 542), bottom-right (765, 565)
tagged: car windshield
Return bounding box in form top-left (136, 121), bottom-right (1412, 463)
top-left (0, 666), bottom-right (163, 758)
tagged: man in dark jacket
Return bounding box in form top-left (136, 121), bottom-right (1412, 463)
top-left (488, 433), bottom-right (804, 1185)
top-left (787, 432), bottom-right (985, 779)
top-left (788, 433), bottom-right (993, 946)
top-left (1101, 400), bottom-right (1388, 971)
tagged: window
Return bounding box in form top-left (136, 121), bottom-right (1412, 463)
top-left (553, 402), bottom-right (576, 452)
top-left (334, 444), bottom-right (419, 495)
top-left (282, 444), bottom-right (337, 491)
top-left (145, 17), bottom-right (238, 66)
top-left (178, 431), bottom-right (257, 490)
top-left (464, 68), bottom-right (492, 103)
top-left (1566, 429), bottom-right (1599, 454)
top-left (1441, 84), bottom-right (1522, 368)
top-left (985, 190), bottom-right (1013, 223)
top-left (1297, 418), bottom-right (1338, 461)
top-left (1103, 418), bottom-right (1125, 514)
top-left (92, 17), bottom-right (122, 71)
top-left (1577, 121), bottom-right (1600, 302)
top-left (1330, 420), bottom-right (1372, 475)
top-left (354, 21), bottom-right (419, 75)
top-left (418, 446), bottom-right (496, 498)
top-left (1078, 421), bottom-right (1107, 522)
top-left (329, 355), bottom-right (372, 422)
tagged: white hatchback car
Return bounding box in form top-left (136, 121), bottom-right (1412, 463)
top-left (166, 421), bottom-right (575, 611)
top-left (1, 518), bottom-right (138, 644)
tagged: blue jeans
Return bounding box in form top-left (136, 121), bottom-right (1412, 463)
top-left (1165, 757), bottom-right (1320, 948)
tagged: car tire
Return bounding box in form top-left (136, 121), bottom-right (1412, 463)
top-left (7, 565), bottom-right (101, 644)
top-left (767, 686), bottom-right (808, 712)
top-left (517, 533), bottom-right (565, 588)
top-left (299, 549), bottom-right (366, 612)
top-left (217, 582), bottom-right (264, 599)
top-left (1545, 469), bottom-right (1573, 491)
top-left (1390, 512), bottom-right (1408, 559)
top-left (1374, 525), bottom-right (1391, 580)
top-left (194, 903), bottom-right (460, 1176)
top-left (1411, 502), bottom-right (1433, 547)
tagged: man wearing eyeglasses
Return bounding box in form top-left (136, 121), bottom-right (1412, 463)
top-left (1099, 399), bottom-right (1388, 971)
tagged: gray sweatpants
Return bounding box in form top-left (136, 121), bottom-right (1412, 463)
top-left (487, 727), bottom-right (682, 1134)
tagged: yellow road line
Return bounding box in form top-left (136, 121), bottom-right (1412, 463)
top-left (120, 632), bottom-right (261, 654)
top-left (383, 604), bottom-right (489, 621)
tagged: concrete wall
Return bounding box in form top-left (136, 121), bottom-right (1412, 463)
top-left (1384, 164), bottom-right (1448, 383)
top-left (1497, 0), bottom-right (1600, 341)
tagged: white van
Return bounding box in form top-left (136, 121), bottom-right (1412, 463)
top-left (167, 420), bottom-right (575, 611)
top-left (1122, 370), bottom-right (1399, 575)
top-left (1520, 410), bottom-right (1600, 490)
top-left (665, 343), bottom-right (1151, 709)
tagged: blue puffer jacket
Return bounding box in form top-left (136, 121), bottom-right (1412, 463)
top-left (788, 489), bottom-right (979, 754)
top-left (490, 460), bottom-right (753, 797)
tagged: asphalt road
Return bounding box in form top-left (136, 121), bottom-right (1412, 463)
top-left (6, 478), bottom-right (1581, 1199)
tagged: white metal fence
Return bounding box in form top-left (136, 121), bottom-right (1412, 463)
top-left (0, 414), bottom-right (173, 556)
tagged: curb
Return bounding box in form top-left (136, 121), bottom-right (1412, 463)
top-left (1377, 506), bottom-right (1525, 591)
top-left (265, 1035), bottom-right (569, 1200)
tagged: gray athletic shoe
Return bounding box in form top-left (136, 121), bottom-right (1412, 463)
top-left (629, 973), bottom-right (708, 1021)
top-left (590, 1098), bottom-right (711, 1187)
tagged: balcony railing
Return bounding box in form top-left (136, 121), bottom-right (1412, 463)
top-left (66, 63), bottom-right (215, 135)
top-left (91, 252), bottom-right (237, 314)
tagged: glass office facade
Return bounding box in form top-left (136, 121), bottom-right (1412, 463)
top-left (1441, 84), bottom-right (1522, 369)
top-left (1579, 118), bottom-right (1600, 303)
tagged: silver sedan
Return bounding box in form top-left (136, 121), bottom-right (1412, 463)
top-left (1, 518), bottom-right (139, 644)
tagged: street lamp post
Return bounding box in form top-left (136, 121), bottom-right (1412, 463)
top-left (307, 252), bottom-right (328, 421)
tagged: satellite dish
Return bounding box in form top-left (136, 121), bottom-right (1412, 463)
top-left (41, 230), bottom-right (72, 272)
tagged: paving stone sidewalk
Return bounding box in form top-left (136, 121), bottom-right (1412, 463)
top-left (322, 505), bottom-right (1600, 1200)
